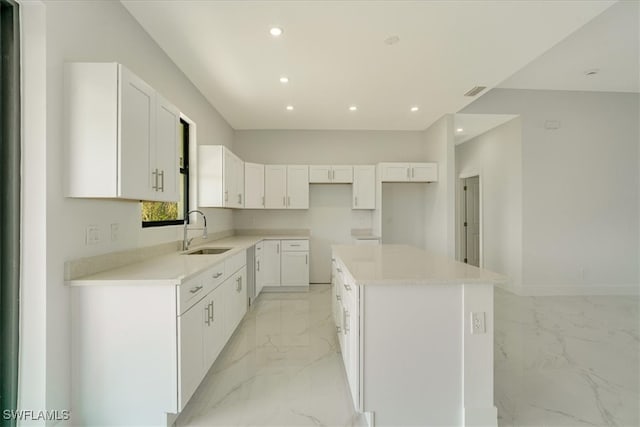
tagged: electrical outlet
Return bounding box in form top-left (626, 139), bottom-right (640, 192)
top-left (471, 312), bottom-right (486, 334)
top-left (110, 223), bottom-right (119, 242)
top-left (86, 225), bottom-right (100, 245)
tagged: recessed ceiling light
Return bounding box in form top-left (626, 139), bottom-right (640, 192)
top-left (410, 106), bottom-right (419, 112)
top-left (286, 105), bottom-right (294, 111)
top-left (279, 76), bottom-right (289, 84)
top-left (349, 106), bottom-right (358, 112)
top-left (456, 128), bottom-right (464, 133)
top-left (270, 27), bottom-right (283, 37)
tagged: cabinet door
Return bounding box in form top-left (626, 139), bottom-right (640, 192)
top-left (222, 148), bottom-right (235, 207)
top-left (244, 162), bottom-right (265, 209)
top-left (178, 298), bottom-right (205, 409)
top-left (119, 66), bottom-right (155, 200)
top-left (224, 268), bottom-right (247, 339)
top-left (331, 165), bottom-right (353, 183)
top-left (410, 163), bottom-right (438, 182)
top-left (255, 253), bottom-right (264, 296)
top-left (380, 163), bottom-right (411, 182)
top-left (265, 165), bottom-right (287, 209)
top-left (234, 156), bottom-right (245, 207)
top-left (309, 165), bottom-right (332, 183)
top-left (286, 165), bottom-right (309, 209)
top-left (203, 286), bottom-right (225, 370)
top-left (198, 146), bottom-right (224, 207)
top-left (154, 95), bottom-right (180, 202)
top-left (281, 251), bottom-right (309, 286)
top-left (352, 165), bottom-right (375, 209)
top-left (262, 240), bottom-right (281, 286)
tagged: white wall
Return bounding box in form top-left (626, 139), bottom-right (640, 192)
top-left (462, 88), bottom-right (639, 294)
top-left (456, 117), bottom-right (523, 290)
top-left (21, 0), bottom-right (234, 418)
top-left (422, 115), bottom-right (456, 257)
top-left (233, 130), bottom-right (427, 282)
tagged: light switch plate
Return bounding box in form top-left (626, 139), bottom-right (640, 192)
top-left (86, 225), bottom-right (100, 245)
top-left (471, 312), bottom-right (486, 334)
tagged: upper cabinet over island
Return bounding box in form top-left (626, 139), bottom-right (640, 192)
top-left (64, 63), bottom-right (180, 202)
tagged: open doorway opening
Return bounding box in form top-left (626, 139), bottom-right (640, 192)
top-left (460, 175), bottom-right (481, 267)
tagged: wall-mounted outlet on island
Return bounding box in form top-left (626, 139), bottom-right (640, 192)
top-left (85, 225), bottom-right (100, 245)
top-left (471, 312), bottom-right (486, 334)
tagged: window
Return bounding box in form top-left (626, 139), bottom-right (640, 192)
top-left (141, 118), bottom-right (190, 227)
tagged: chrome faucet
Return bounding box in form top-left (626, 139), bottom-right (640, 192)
top-left (183, 210), bottom-right (208, 251)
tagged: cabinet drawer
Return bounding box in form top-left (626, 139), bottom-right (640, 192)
top-left (179, 275), bottom-right (207, 315)
top-left (225, 250), bottom-right (246, 274)
top-left (281, 240), bottom-right (309, 251)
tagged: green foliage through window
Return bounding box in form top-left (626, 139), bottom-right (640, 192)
top-left (142, 202), bottom-right (179, 222)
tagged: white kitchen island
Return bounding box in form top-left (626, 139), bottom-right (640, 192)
top-left (331, 244), bottom-right (506, 427)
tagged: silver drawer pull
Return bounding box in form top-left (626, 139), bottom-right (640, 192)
top-left (213, 272), bottom-right (223, 279)
top-left (189, 285), bottom-right (203, 294)
top-left (343, 283), bottom-right (351, 291)
top-left (205, 304), bottom-right (211, 326)
top-left (289, 244), bottom-right (300, 247)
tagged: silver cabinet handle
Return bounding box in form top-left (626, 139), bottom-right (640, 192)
top-left (277, 243), bottom-right (280, 254)
top-left (406, 168), bottom-right (410, 178)
top-left (355, 196), bottom-right (358, 206)
top-left (225, 190), bottom-right (229, 202)
top-left (205, 304), bottom-right (211, 326)
top-left (159, 169), bottom-right (165, 191)
top-left (209, 301), bottom-right (214, 323)
top-left (343, 283), bottom-right (351, 291)
top-left (213, 272), bottom-right (223, 279)
top-left (305, 254), bottom-right (308, 265)
top-left (152, 169), bottom-right (158, 191)
top-left (287, 196), bottom-right (290, 206)
top-left (256, 260), bottom-right (260, 271)
top-left (328, 169), bottom-right (331, 180)
top-left (236, 276), bottom-right (242, 292)
top-left (238, 194), bottom-right (242, 204)
top-left (332, 169), bottom-right (335, 180)
top-left (189, 285), bottom-right (203, 294)
top-left (282, 196), bottom-right (286, 207)
top-left (262, 196), bottom-right (265, 206)
top-left (290, 244), bottom-right (300, 247)
top-left (411, 167), bottom-right (415, 178)
top-left (344, 310), bottom-right (350, 333)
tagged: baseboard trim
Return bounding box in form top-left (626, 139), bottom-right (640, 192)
top-left (497, 282), bottom-right (640, 296)
top-left (463, 406), bottom-right (497, 427)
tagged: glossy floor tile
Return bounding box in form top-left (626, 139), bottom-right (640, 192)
top-left (176, 285), bottom-right (357, 427)
top-left (495, 288), bottom-right (640, 427)
top-left (177, 285), bottom-right (639, 427)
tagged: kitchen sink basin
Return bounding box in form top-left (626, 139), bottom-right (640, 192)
top-left (184, 248), bottom-right (232, 255)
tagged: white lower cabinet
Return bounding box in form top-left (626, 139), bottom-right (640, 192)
top-left (256, 239), bottom-right (309, 290)
top-left (71, 250), bottom-right (248, 426)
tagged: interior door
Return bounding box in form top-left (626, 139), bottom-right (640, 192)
top-left (463, 176), bottom-right (480, 267)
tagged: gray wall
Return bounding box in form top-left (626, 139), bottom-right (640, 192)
top-left (462, 88), bottom-right (639, 293)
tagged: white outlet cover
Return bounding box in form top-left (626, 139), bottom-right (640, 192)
top-left (471, 312), bottom-right (486, 335)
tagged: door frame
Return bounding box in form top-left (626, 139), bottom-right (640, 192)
top-left (456, 172), bottom-right (483, 267)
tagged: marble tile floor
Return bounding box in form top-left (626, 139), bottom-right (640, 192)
top-left (495, 288), bottom-right (639, 427)
top-left (175, 285), bottom-right (359, 427)
top-left (176, 284), bottom-right (639, 427)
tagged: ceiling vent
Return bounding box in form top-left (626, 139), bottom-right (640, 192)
top-left (464, 86), bottom-right (487, 97)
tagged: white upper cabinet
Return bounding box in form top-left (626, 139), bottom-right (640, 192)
top-left (352, 165), bottom-right (376, 209)
top-left (309, 165), bottom-right (353, 183)
top-left (265, 165), bottom-right (309, 209)
top-left (198, 145), bottom-right (244, 208)
top-left (65, 63), bottom-right (180, 201)
top-left (380, 162), bottom-right (438, 182)
top-left (287, 165), bottom-right (309, 209)
top-left (244, 162), bottom-right (265, 209)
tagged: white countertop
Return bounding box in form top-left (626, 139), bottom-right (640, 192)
top-left (68, 235), bottom-right (308, 286)
top-left (332, 244), bottom-right (507, 286)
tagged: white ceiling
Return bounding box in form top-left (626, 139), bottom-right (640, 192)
top-left (499, 0), bottom-right (639, 93)
top-left (122, 0), bottom-right (616, 131)
top-left (454, 114), bottom-right (519, 145)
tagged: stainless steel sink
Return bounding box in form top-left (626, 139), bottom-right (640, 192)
top-left (183, 248), bottom-right (232, 255)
